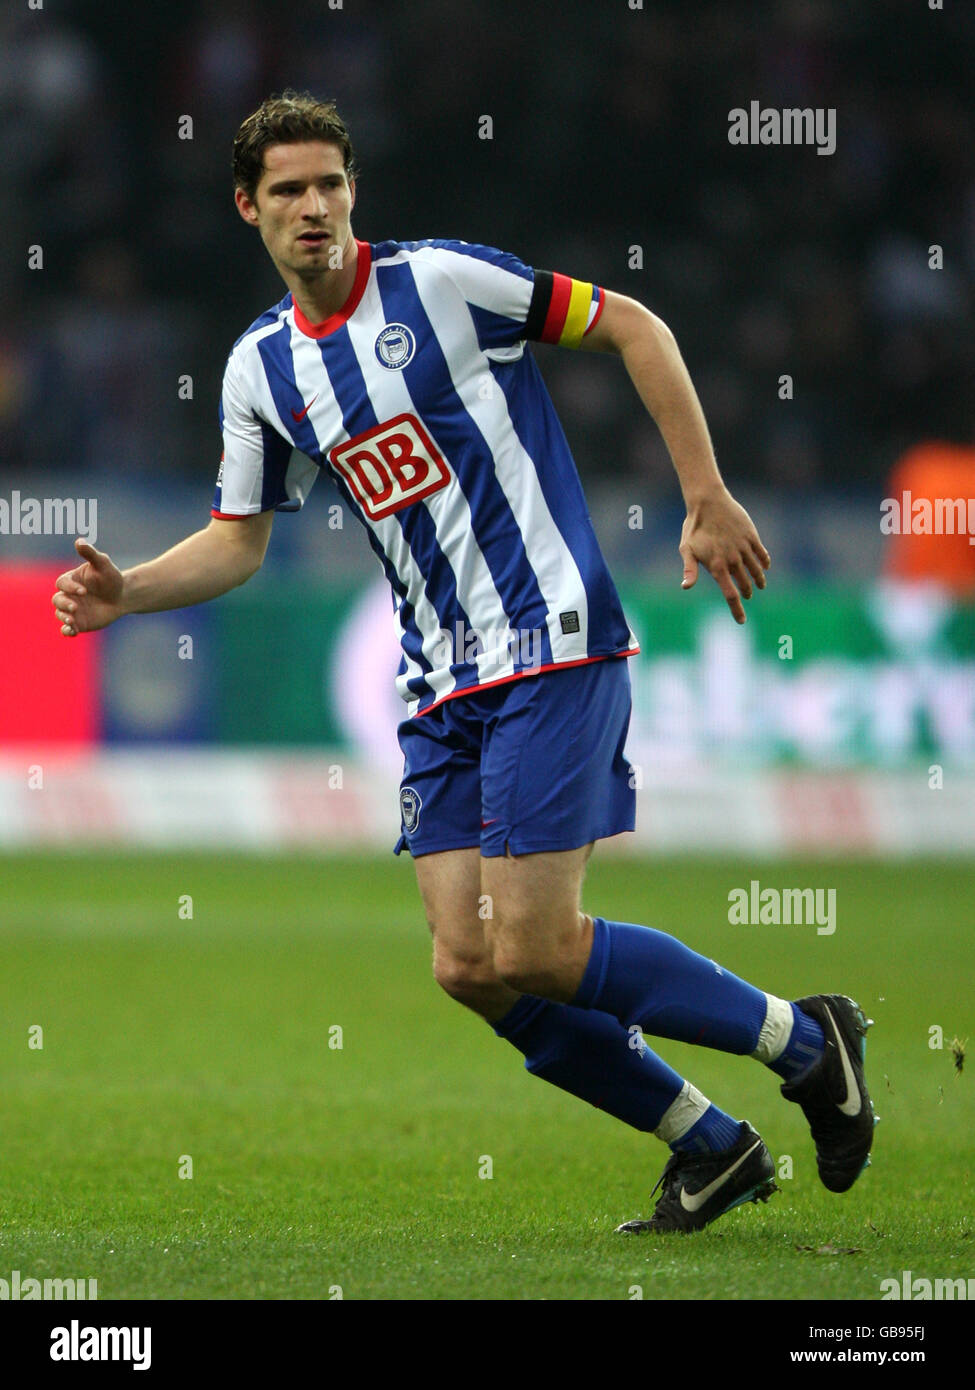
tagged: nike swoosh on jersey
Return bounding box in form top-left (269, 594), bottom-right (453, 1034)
top-left (291, 395), bottom-right (318, 422)
top-left (824, 1003), bottom-right (863, 1116)
top-left (679, 1141), bottom-right (761, 1213)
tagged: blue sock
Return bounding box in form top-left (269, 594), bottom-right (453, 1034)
top-left (672, 1105), bottom-right (743, 1155)
top-left (493, 996), bottom-right (741, 1154)
top-left (573, 918), bottom-right (768, 1054)
top-left (493, 995), bottom-right (684, 1132)
top-left (768, 1002), bottom-right (825, 1081)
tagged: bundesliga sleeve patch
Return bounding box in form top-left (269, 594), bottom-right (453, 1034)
top-left (524, 270), bottom-right (604, 348)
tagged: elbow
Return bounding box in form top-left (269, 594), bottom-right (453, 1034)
top-left (237, 552), bottom-right (265, 585)
top-left (610, 294), bottom-right (676, 355)
top-left (633, 300), bottom-right (676, 350)
top-left (650, 309), bottom-right (677, 349)
top-left (223, 545), bottom-right (265, 590)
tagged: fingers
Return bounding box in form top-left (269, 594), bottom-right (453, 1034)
top-left (55, 569), bottom-right (87, 596)
top-left (682, 544), bottom-right (751, 621)
top-left (741, 542), bottom-right (769, 589)
top-left (710, 563), bottom-right (747, 624)
top-left (750, 536), bottom-right (772, 571)
top-left (729, 558), bottom-right (753, 602)
top-left (686, 552), bottom-right (753, 623)
top-left (52, 539), bottom-right (108, 636)
top-left (51, 590), bottom-right (79, 636)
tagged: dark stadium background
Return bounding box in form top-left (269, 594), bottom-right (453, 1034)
top-left (4, 1), bottom-right (973, 514)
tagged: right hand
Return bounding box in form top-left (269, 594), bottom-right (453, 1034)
top-left (52, 539), bottom-right (125, 636)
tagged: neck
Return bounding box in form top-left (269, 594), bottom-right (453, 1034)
top-left (288, 233), bottom-right (358, 325)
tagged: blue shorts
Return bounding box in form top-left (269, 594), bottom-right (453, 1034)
top-left (393, 657), bottom-right (636, 858)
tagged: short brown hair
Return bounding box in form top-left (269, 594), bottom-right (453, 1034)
top-left (232, 91), bottom-right (358, 201)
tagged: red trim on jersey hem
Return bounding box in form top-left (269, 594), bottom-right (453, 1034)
top-left (413, 647), bottom-right (640, 717)
top-left (292, 239), bottom-right (372, 339)
top-left (540, 272), bottom-right (573, 343)
top-left (583, 287), bottom-right (605, 336)
top-left (211, 508), bottom-right (259, 519)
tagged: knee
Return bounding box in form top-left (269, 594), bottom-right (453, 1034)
top-left (489, 915), bottom-right (556, 996)
top-left (492, 961), bottom-right (543, 997)
top-left (490, 910), bottom-right (592, 999)
top-left (432, 939), bottom-right (499, 1008)
top-left (491, 949), bottom-right (556, 999)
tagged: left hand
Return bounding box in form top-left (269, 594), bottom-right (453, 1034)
top-left (679, 488), bottom-right (771, 624)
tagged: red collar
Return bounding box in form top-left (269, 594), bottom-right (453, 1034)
top-left (292, 239), bottom-right (371, 338)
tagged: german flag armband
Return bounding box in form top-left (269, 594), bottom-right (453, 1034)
top-left (524, 270), bottom-right (605, 348)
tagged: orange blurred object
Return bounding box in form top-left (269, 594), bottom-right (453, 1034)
top-left (883, 442), bottom-right (975, 596)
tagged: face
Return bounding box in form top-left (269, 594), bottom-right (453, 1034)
top-left (235, 140), bottom-right (356, 282)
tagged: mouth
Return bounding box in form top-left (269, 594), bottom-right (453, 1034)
top-left (297, 230), bottom-right (330, 247)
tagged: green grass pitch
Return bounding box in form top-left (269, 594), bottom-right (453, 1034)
top-left (1, 852), bottom-right (971, 1301)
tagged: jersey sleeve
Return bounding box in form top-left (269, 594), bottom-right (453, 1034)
top-left (211, 350), bottom-right (315, 517)
top-left (412, 240), bottom-right (605, 351)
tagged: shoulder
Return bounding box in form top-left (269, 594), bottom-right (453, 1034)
top-left (222, 294), bottom-right (293, 389)
top-left (369, 238), bottom-right (533, 284)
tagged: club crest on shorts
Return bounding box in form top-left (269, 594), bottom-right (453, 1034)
top-left (375, 323), bottom-right (416, 370)
top-left (400, 786), bottom-right (422, 833)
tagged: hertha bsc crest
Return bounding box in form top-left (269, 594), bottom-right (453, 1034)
top-left (375, 323), bottom-right (416, 369)
top-left (400, 786), bottom-right (422, 834)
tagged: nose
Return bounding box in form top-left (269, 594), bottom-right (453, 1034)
top-left (301, 186), bottom-right (329, 220)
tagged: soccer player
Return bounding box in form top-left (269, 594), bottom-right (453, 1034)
top-left (53, 93), bottom-right (875, 1232)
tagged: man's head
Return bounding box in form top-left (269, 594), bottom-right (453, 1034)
top-left (232, 91), bottom-right (358, 203)
top-left (233, 92), bottom-right (358, 290)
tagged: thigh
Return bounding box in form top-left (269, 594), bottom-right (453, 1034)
top-left (481, 841), bottom-right (593, 941)
top-left (480, 842), bottom-right (595, 1001)
top-left (414, 845), bottom-right (485, 956)
top-left (416, 847), bottom-right (518, 1020)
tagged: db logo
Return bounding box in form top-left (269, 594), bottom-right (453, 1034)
top-left (329, 414), bottom-right (450, 520)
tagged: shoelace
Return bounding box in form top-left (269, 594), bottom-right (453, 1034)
top-left (650, 1151), bottom-right (685, 1201)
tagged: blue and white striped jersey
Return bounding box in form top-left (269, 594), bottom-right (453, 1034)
top-left (213, 238), bottom-right (639, 714)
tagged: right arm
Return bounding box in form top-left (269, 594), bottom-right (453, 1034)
top-left (52, 511), bottom-right (273, 637)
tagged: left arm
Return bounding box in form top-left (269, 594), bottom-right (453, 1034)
top-left (580, 290), bottom-right (770, 624)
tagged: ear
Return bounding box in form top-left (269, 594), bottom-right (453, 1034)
top-left (235, 187), bottom-right (260, 227)
top-left (348, 177), bottom-right (356, 212)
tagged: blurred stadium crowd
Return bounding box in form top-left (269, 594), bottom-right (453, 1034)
top-left (1, 0), bottom-right (973, 579)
